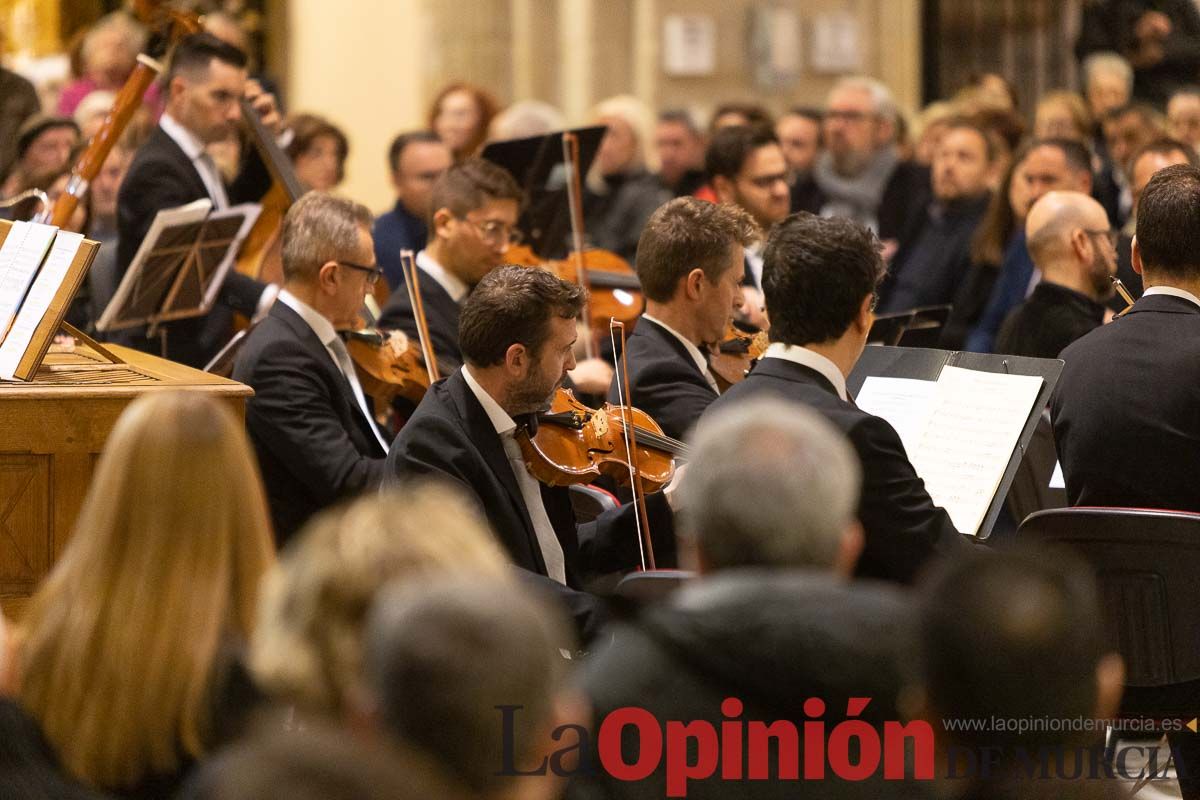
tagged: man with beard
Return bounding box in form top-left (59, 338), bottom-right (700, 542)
top-left (995, 192), bottom-right (1117, 359)
top-left (385, 266), bottom-right (676, 639)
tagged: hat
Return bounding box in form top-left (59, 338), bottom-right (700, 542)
top-left (15, 114), bottom-right (81, 162)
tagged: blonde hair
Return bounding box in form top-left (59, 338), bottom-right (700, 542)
top-left (15, 392), bottom-right (275, 790)
top-left (250, 483), bottom-right (511, 715)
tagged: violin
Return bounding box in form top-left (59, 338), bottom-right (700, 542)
top-left (505, 243), bottom-right (643, 329)
top-left (514, 386), bottom-right (688, 494)
top-left (707, 323), bottom-right (769, 393)
top-left (343, 329), bottom-right (429, 407)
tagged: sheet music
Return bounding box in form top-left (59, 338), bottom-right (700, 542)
top-left (1050, 461), bottom-right (1065, 489)
top-left (0, 222), bottom-right (57, 342)
top-left (0, 230), bottom-right (84, 380)
top-left (857, 366), bottom-right (1043, 536)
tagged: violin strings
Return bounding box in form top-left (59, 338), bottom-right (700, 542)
top-left (610, 321), bottom-right (647, 571)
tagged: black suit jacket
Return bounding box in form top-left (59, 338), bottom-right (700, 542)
top-left (377, 263), bottom-right (463, 374)
top-left (116, 125), bottom-right (270, 367)
top-left (607, 317), bottom-right (717, 441)
top-left (232, 302), bottom-right (388, 545)
top-left (706, 357), bottom-right (964, 583)
top-left (386, 369), bottom-right (675, 635)
top-left (1052, 293), bottom-right (1200, 511)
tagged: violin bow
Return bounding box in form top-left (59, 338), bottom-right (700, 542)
top-left (400, 249), bottom-right (440, 381)
top-left (562, 132), bottom-right (597, 360)
top-left (609, 318), bottom-right (656, 570)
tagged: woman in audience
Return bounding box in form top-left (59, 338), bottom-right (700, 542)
top-left (1034, 91), bottom-right (1093, 144)
top-left (285, 112), bottom-right (350, 192)
top-left (7, 392), bottom-right (275, 799)
top-left (57, 12), bottom-right (159, 117)
top-left (428, 82), bottom-right (498, 162)
top-left (250, 483), bottom-right (511, 718)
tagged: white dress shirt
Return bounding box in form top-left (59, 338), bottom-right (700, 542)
top-left (641, 314), bottom-right (719, 393)
top-left (416, 249), bottom-right (469, 304)
top-left (277, 290), bottom-right (389, 452)
top-left (1142, 285), bottom-right (1200, 309)
top-left (160, 113), bottom-right (229, 209)
top-left (743, 245), bottom-right (764, 291)
top-left (461, 365), bottom-right (567, 584)
top-left (762, 342), bottom-right (849, 401)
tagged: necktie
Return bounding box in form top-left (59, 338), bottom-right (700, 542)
top-left (501, 428), bottom-right (566, 584)
top-left (327, 336), bottom-right (390, 452)
top-left (196, 152), bottom-right (230, 209)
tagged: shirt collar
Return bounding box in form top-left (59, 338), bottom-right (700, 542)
top-left (462, 364), bottom-right (517, 436)
top-left (641, 314), bottom-right (709, 376)
top-left (1142, 285), bottom-right (1200, 309)
top-left (159, 113), bottom-right (207, 162)
top-left (417, 249), bottom-right (469, 303)
top-left (763, 342), bottom-right (848, 401)
top-left (277, 289), bottom-right (339, 349)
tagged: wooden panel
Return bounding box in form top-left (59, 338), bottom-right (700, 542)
top-left (0, 455), bottom-right (49, 597)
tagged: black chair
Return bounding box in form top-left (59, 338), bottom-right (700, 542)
top-left (1016, 507), bottom-right (1200, 719)
top-left (569, 484), bottom-right (619, 524)
top-left (612, 569), bottom-right (694, 604)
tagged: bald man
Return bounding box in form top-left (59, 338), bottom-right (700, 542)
top-left (994, 191), bottom-right (1116, 359)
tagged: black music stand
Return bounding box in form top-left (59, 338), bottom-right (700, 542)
top-left (481, 126), bottom-right (606, 259)
top-left (868, 310), bottom-right (913, 346)
top-left (894, 304), bottom-right (952, 348)
top-left (97, 200), bottom-right (259, 355)
top-left (847, 346), bottom-right (1063, 540)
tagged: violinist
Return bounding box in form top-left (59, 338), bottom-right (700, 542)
top-left (232, 193), bottom-right (389, 545)
top-left (386, 266), bottom-right (677, 640)
top-left (373, 131), bottom-right (452, 291)
top-left (606, 197), bottom-right (758, 440)
top-left (115, 32), bottom-right (281, 367)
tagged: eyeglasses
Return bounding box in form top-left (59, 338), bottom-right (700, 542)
top-left (337, 260), bottom-right (383, 287)
top-left (461, 216), bottom-right (524, 247)
top-left (1083, 229), bottom-right (1119, 249)
top-left (742, 172), bottom-right (789, 190)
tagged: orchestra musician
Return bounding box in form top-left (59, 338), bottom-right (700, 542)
top-left (233, 193), bottom-right (389, 545)
top-left (704, 212), bottom-right (965, 584)
top-left (385, 265), bottom-right (677, 638)
top-left (115, 32), bottom-right (281, 367)
top-left (606, 197), bottom-right (759, 440)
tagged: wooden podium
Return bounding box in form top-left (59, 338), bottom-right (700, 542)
top-left (0, 341), bottom-right (252, 618)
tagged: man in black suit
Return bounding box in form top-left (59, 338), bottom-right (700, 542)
top-left (373, 131), bottom-right (452, 292)
top-left (607, 197), bottom-right (757, 440)
top-left (705, 213), bottom-right (964, 584)
top-left (116, 33), bottom-right (280, 368)
top-left (1053, 164), bottom-right (1200, 512)
top-left (233, 193), bottom-right (389, 544)
top-left (386, 266), bottom-right (675, 637)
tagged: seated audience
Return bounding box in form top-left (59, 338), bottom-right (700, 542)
top-left (233, 192), bottom-right (389, 544)
top-left (359, 577), bottom-right (578, 800)
top-left (967, 139), bottom-right (1094, 352)
top-left (653, 109), bottom-right (707, 197)
top-left (912, 100), bottom-right (958, 166)
top-left (429, 81), bottom-right (497, 162)
top-left (910, 545), bottom-right (1126, 799)
top-left (8, 392), bottom-right (274, 798)
top-left (706, 213), bottom-right (963, 583)
top-left (285, 112), bottom-right (348, 192)
top-left (57, 12), bottom-right (158, 117)
top-left (386, 266), bottom-right (677, 638)
top-left (575, 398), bottom-right (912, 800)
top-left (251, 484), bottom-right (510, 717)
top-left (0, 65), bottom-right (39, 182)
top-left (1103, 103), bottom-right (1165, 223)
top-left (1034, 91), bottom-right (1093, 143)
top-left (585, 95), bottom-right (671, 263)
top-left (995, 191), bottom-right (1115, 358)
top-left (799, 76), bottom-right (931, 250)
top-left (775, 106), bottom-right (823, 185)
top-left (374, 131), bottom-right (453, 291)
top-left (1082, 51), bottom-right (1134, 143)
top-left (608, 197), bottom-right (758, 440)
top-left (1052, 164), bottom-right (1200, 512)
top-left (1, 115), bottom-right (79, 199)
top-left (1167, 87), bottom-right (1200, 152)
top-left (879, 119), bottom-right (996, 313)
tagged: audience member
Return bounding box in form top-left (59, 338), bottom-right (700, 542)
top-left (706, 213), bottom-right (964, 583)
top-left (912, 100), bottom-right (958, 166)
top-left (1, 114), bottom-right (80, 199)
top-left (1052, 163), bottom-right (1200, 512)
top-left (1117, 138), bottom-right (1197, 299)
top-left (0, 65), bottom-right (40, 183)
top-left (967, 139), bottom-right (1094, 352)
top-left (1166, 87), bottom-right (1200, 151)
top-left (72, 88), bottom-right (116, 139)
top-left (1103, 102), bottom-right (1166, 225)
top-left (359, 577), bottom-right (578, 800)
top-left (585, 95), bottom-right (671, 263)
top-left (880, 120), bottom-right (996, 313)
top-left (708, 101), bottom-right (772, 132)
top-left (429, 82), bottom-right (498, 162)
top-left (1082, 52), bottom-right (1135, 126)
top-left (9, 392), bottom-right (275, 798)
top-left (775, 106), bottom-right (823, 184)
top-left (610, 197), bottom-right (759, 440)
top-left (285, 112), bottom-right (349, 192)
top-left (654, 109), bottom-right (707, 197)
top-left (1077, 0), bottom-right (1200, 107)
top-left (995, 191), bottom-right (1115, 358)
top-left (488, 99), bottom-right (565, 141)
top-left (957, 71), bottom-right (1020, 113)
top-left (57, 12), bottom-right (157, 117)
top-left (1034, 91), bottom-right (1094, 143)
top-left (83, 139), bottom-right (133, 326)
top-left (910, 545), bottom-right (1126, 799)
top-left (801, 76), bottom-right (931, 250)
top-left (374, 131), bottom-right (453, 291)
top-left (251, 484), bottom-right (510, 717)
